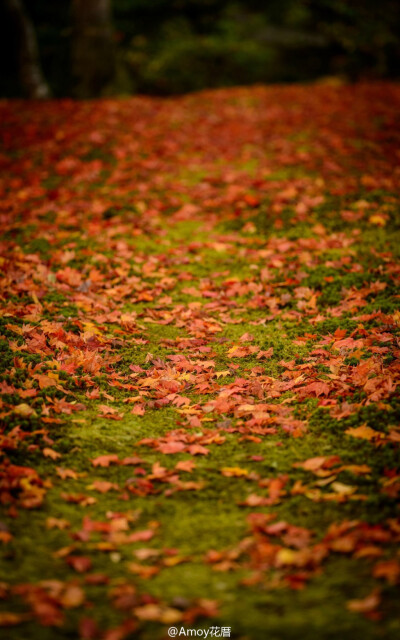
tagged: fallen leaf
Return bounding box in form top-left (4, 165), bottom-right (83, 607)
top-left (345, 425), bottom-right (381, 440)
top-left (43, 448), bottom-right (62, 460)
top-left (66, 556), bottom-right (92, 573)
top-left (346, 589), bottom-right (381, 614)
top-left (91, 455), bottom-right (119, 468)
top-left (221, 467), bottom-right (249, 477)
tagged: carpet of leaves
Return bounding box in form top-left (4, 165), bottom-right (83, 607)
top-left (0, 83), bottom-right (400, 640)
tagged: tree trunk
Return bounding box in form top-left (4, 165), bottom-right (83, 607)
top-left (4, 0), bottom-right (50, 98)
top-left (72, 0), bottom-right (115, 98)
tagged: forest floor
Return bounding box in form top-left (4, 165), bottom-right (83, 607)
top-left (0, 82), bottom-right (400, 640)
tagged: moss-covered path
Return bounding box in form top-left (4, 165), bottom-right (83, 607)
top-left (0, 83), bottom-right (400, 639)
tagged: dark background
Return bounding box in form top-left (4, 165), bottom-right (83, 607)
top-left (1, 0), bottom-right (400, 98)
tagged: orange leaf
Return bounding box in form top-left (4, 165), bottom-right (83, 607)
top-left (56, 467), bottom-right (78, 480)
top-left (60, 584), bottom-right (85, 608)
top-left (46, 517), bottom-right (70, 530)
top-left (158, 441), bottom-right (186, 454)
top-left (91, 455), bottom-right (119, 467)
top-left (175, 460), bottom-right (195, 473)
top-left (89, 480), bottom-right (119, 493)
top-left (347, 589), bottom-right (381, 613)
top-left (0, 612), bottom-right (28, 627)
top-left (43, 448), bottom-right (62, 460)
top-left (345, 425), bottom-right (381, 440)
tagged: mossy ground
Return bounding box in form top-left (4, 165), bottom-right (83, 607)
top-left (0, 84), bottom-right (399, 639)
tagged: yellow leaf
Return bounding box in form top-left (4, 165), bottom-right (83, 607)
top-left (392, 310), bottom-right (400, 326)
top-left (14, 403), bottom-right (36, 417)
top-left (345, 425), bottom-right (380, 440)
top-left (163, 556), bottom-right (189, 567)
top-left (331, 482), bottom-right (357, 496)
top-left (221, 467), bottom-right (249, 477)
top-left (82, 322), bottom-right (101, 335)
top-left (160, 608), bottom-right (183, 625)
top-left (134, 604), bottom-right (163, 620)
top-left (368, 214), bottom-right (386, 227)
top-left (276, 548), bottom-right (298, 566)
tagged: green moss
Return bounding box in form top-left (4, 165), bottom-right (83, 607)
top-left (2, 91), bottom-right (400, 640)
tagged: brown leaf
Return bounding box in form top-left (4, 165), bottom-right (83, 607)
top-left (66, 556), bottom-right (92, 573)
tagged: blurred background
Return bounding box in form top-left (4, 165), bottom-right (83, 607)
top-left (1, 0), bottom-right (400, 99)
